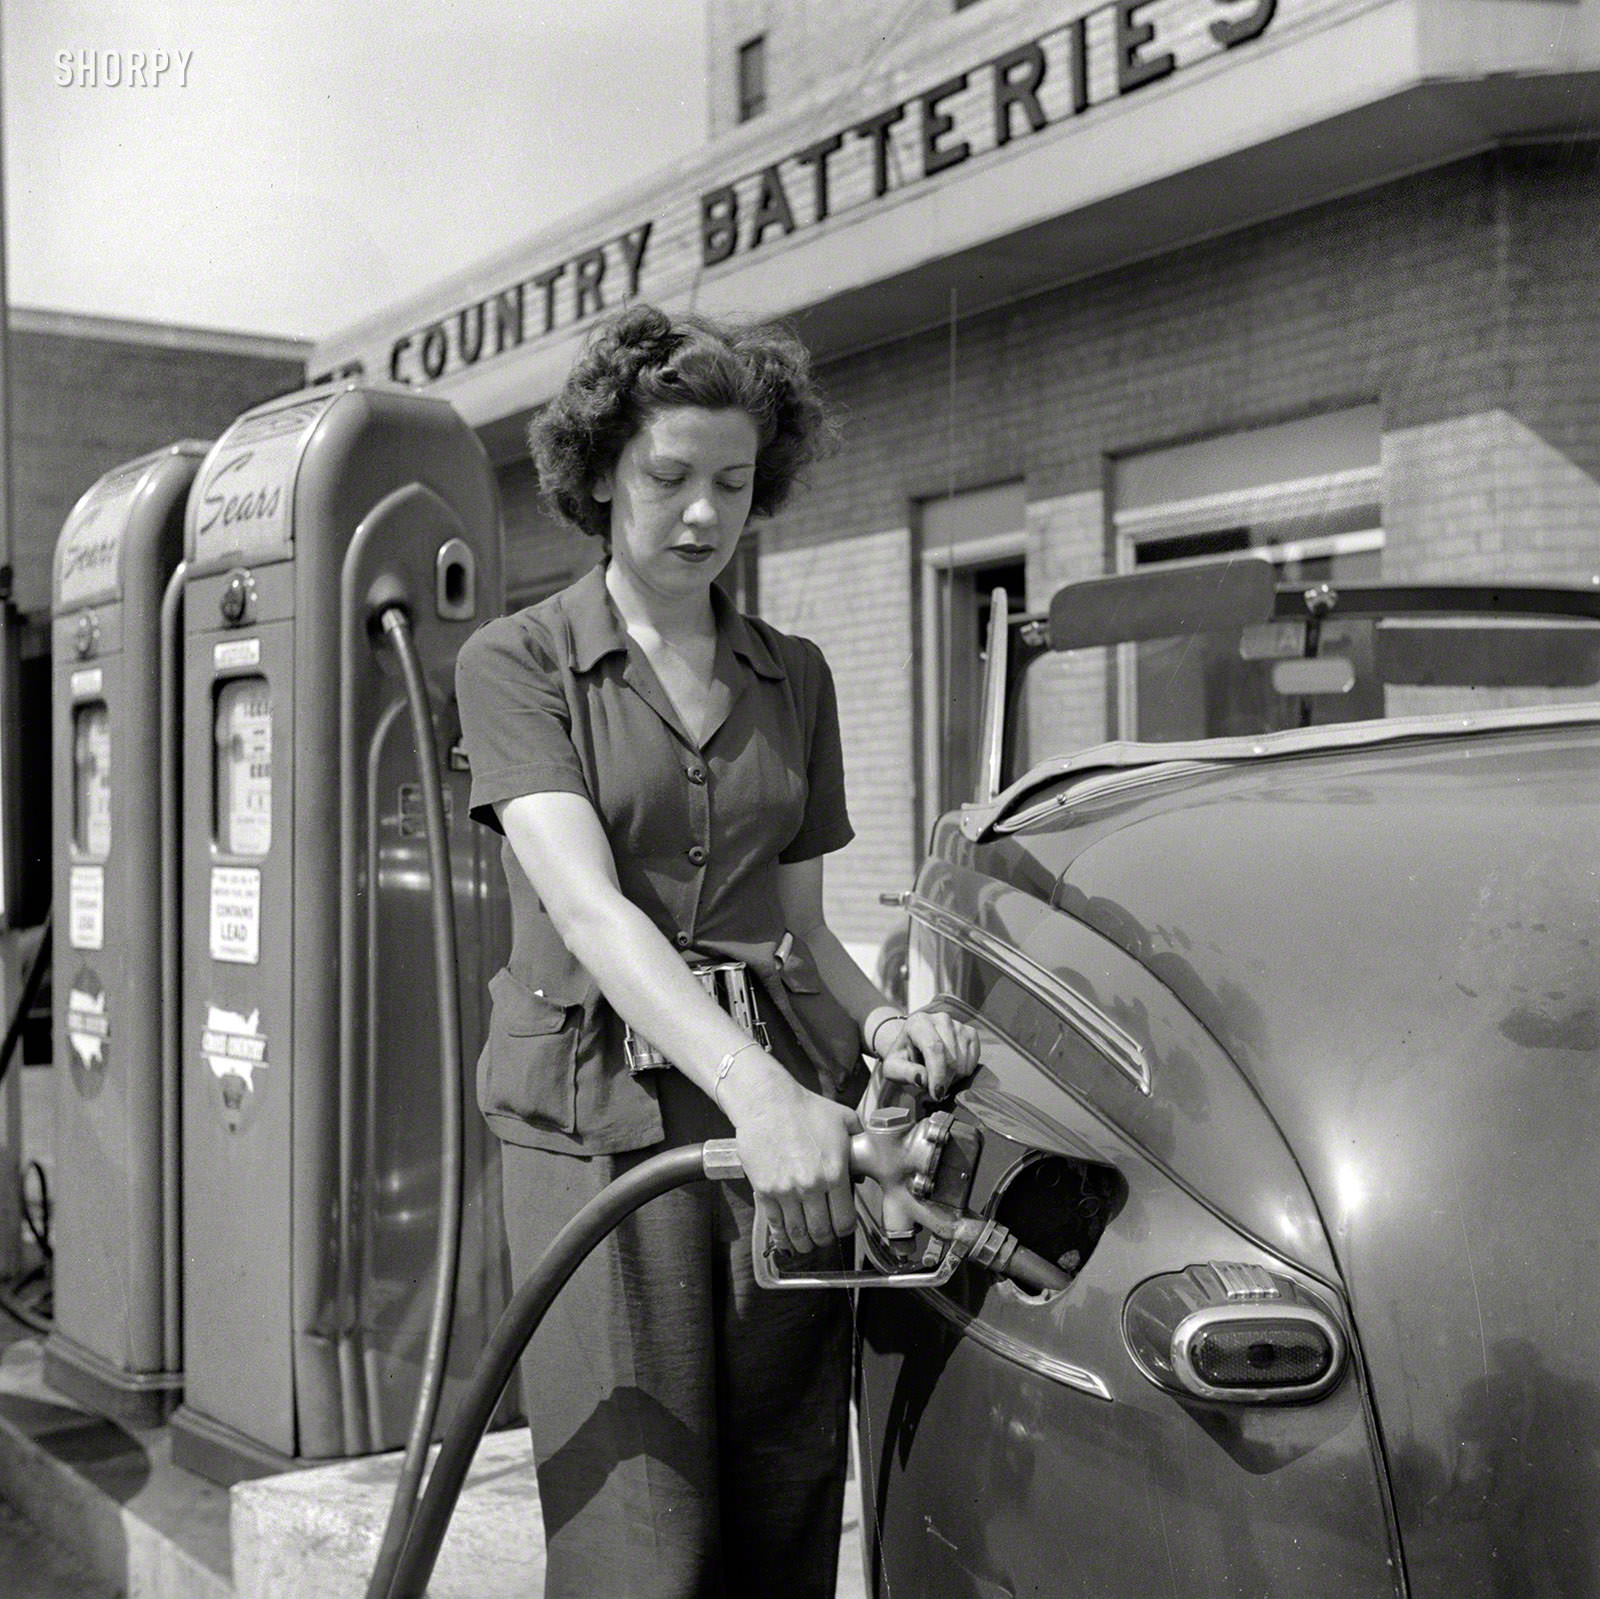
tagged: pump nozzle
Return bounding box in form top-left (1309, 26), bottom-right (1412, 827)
top-left (708, 1106), bottom-right (1074, 1295)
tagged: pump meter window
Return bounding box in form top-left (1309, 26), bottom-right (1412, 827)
top-left (73, 703), bottom-right (112, 858)
top-left (215, 677), bottom-right (272, 856)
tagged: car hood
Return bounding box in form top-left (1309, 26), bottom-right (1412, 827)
top-left (1031, 721), bottom-right (1600, 1594)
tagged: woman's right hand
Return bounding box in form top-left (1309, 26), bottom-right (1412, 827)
top-left (720, 1057), bottom-right (862, 1254)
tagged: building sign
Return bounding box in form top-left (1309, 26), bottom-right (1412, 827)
top-left (378, 224), bottom-right (654, 389)
top-left (313, 0), bottom-right (1275, 391)
top-left (700, 0), bottom-right (1275, 268)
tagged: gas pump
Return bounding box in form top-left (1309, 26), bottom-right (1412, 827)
top-left (45, 442), bottom-right (205, 1423)
top-left (169, 384), bottom-right (509, 1483)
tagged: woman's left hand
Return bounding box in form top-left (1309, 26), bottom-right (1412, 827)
top-left (877, 1009), bottom-right (980, 1099)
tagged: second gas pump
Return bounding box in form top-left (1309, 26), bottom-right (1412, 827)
top-left (171, 384), bottom-right (511, 1483)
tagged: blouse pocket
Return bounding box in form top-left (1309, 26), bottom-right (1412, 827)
top-left (480, 966), bottom-right (582, 1134)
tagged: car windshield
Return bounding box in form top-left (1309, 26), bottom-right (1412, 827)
top-left (1007, 603), bottom-right (1600, 785)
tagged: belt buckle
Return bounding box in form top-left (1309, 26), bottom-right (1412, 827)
top-left (624, 958), bottom-right (770, 1075)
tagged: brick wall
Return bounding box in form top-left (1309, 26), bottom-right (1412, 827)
top-left (758, 525), bottom-right (914, 965)
top-left (750, 143), bottom-right (1600, 946)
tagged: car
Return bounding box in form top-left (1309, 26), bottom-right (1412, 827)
top-left (852, 559), bottom-right (1600, 1598)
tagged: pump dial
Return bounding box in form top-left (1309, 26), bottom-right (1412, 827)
top-left (220, 569), bottom-right (257, 627)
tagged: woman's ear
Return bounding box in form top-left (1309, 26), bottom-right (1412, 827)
top-left (592, 471), bottom-right (613, 504)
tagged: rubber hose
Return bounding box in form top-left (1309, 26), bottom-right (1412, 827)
top-left (364, 606), bottom-right (466, 1599)
top-left (1, 922), bottom-right (54, 1334)
top-left (0, 915), bottom-right (51, 1092)
top-left (380, 1143), bottom-right (710, 1599)
top-left (0, 1264), bottom-right (52, 1335)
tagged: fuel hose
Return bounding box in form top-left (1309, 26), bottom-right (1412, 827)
top-left (0, 915), bottom-right (50, 1093)
top-left (364, 605), bottom-right (466, 1599)
top-left (0, 917), bottom-right (53, 1336)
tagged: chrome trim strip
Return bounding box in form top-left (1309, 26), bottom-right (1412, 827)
top-left (975, 586), bottom-right (1010, 805)
top-left (910, 1285), bottom-right (1114, 1402)
top-left (995, 762), bottom-right (1220, 833)
top-left (908, 894), bottom-right (1151, 1095)
top-left (1170, 1302), bottom-right (1346, 1404)
top-left (1209, 1261), bottom-right (1280, 1301)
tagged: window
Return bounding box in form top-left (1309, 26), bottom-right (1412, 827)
top-left (1113, 406), bottom-right (1384, 740)
top-left (737, 35), bottom-right (766, 123)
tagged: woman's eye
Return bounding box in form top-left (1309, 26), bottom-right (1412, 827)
top-left (649, 472), bottom-right (684, 489)
top-left (719, 479), bottom-right (751, 495)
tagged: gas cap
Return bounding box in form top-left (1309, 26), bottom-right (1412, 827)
top-left (866, 1106), bottom-right (912, 1132)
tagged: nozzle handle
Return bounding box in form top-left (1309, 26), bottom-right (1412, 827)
top-left (699, 1122), bottom-right (942, 1189)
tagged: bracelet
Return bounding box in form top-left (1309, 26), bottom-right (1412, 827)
top-left (713, 1039), bottom-right (762, 1110)
top-left (868, 1011), bottom-right (908, 1057)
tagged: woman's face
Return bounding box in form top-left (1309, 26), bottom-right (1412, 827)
top-left (594, 406), bottom-right (760, 604)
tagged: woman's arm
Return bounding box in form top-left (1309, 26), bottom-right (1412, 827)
top-left (776, 857), bottom-right (978, 1098)
top-left (497, 790), bottom-right (860, 1254)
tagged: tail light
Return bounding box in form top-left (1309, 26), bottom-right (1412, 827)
top-left (1123, 1262), bottom-right (1346, 1403)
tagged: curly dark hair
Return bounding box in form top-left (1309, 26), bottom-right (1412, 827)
top-left (530, 303), bottom-right (838, 543)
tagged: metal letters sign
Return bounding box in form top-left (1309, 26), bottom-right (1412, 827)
top-left (313, 0), bottom-right (1280, 393)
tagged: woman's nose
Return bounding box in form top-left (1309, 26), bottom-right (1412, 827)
top-left (682, 493), bottom-right (717, 529)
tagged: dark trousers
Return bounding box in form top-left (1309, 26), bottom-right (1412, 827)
top-left (500, 1068), bottom-right (852, 1599)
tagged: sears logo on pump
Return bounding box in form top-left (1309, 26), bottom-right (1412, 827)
top-left (192, 392), bottom-right (336, 564)
top-left (66, 967), bottom-right (110, 1096)
top-left (195, 451), bottom-right (281, 541)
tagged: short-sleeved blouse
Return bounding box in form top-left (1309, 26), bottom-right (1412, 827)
top-left (455, 561), bottom-right (853, 1153)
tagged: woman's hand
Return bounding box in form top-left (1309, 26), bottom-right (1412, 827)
top-left (876, 1009), bottom-right (981, 1099)
top-left (720, 1057), bottom-right (862, 1255)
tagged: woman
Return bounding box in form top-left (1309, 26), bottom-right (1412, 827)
top-left (455, 303), bottom-right (977, 1598)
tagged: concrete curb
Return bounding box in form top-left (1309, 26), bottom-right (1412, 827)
top-left (232, 1431), bottom-right (543, 1598)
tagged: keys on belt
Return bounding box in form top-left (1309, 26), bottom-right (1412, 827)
top-left (624, 959), bottom-right (771, 1074)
